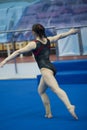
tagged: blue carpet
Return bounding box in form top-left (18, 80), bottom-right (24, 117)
top-left (0, 79), bottom-right (87, 130)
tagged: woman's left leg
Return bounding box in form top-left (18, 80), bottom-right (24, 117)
top-left (38, 76), bottom-right (53, 118)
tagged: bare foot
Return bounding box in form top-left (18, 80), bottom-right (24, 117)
top-left (68, 105), bottom-right (78, 120)
top-left (45, 113), bottom-right (53, 118)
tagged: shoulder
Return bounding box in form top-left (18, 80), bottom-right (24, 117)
top-left (47, 36), bottom-right (55, 43)
top-left (27, 41), bottom-right (37, 50)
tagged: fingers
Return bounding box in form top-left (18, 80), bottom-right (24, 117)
top-left (69, 28), bottom-right (80, 35)
top-left (74, 28), bottom-right (80, 33)
top-left (0, 63), bottom-right (3, 68)
top-left (0, 61), bottom-right (5, 68)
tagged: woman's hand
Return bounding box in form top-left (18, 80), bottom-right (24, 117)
top-left (69, 28), bottom-right (80, 35)
top-left (0, 60), bottom-right (6, 68)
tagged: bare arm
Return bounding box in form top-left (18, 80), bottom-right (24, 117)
top-left (48, 28), bottom-right (79, 43)
top-left (0, 41), bottom-right (36, 67)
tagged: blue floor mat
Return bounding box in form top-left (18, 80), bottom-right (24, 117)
top-left (0, 79), bottom-right (87, 130)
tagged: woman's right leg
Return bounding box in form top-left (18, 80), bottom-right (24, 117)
top-left (41, 68), bottom-right (78, 119)
top-left (38, 76), bottom-right (52, 118)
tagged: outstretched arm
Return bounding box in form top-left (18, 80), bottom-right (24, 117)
top-left (0, 41), bottom-right (36, 67)
top-left (48, 28), bottom-right (79, 43)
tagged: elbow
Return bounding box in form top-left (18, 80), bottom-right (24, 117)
top-left (14, 50), bottom-right (20, 57)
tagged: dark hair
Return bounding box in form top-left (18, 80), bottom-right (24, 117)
top-left (32, 24), bottom-right (47, 39)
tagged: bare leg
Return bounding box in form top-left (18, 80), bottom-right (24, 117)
top-left (38, 76), bottom-right (53, 118)
top-left (41, 68), bottom-right (78, 119)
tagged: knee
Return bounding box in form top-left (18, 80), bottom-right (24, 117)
top-left (38, 86), bottom-right (42, 95)
top-left (51, 87), bottom-right (58, 94)
top-left (51, 87), bottom-right (61, 95)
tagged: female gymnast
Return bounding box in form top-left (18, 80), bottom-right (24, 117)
top-left (0, 24), bottom-right (79, 119)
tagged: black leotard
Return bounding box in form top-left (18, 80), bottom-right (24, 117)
top-left (32, 39), bottom-right (56, 75)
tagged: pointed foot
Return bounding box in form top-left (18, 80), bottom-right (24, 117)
top-left (68, 105), bottom-right (78, 120)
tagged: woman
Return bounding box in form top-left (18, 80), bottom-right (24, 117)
top-left (0, 24), bottom-right (79, 119)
